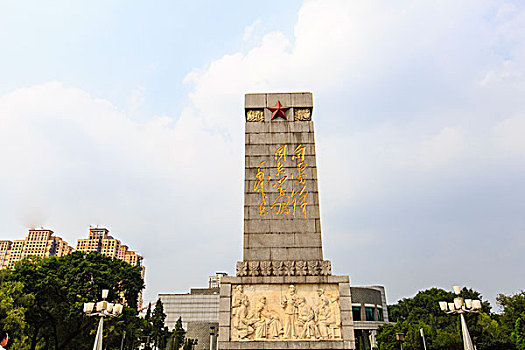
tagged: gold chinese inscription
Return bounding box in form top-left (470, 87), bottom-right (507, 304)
top-left (254, 161), bottom-right (269, 216)
top-left (254, 144), bottom-right (309, 218)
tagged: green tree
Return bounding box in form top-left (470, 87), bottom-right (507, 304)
top-left (170, 317), bottom-right (186, 350)
top-left (4, 251), bottom-right (145, 350)
top-left (375, 323), bottom-right (397, 350)
top-left (0, 272), bottom-right (34, 350)
top-left (152, 299), bottom-right (169, 350)
top-left (475, 312), bottom-right (510, 349)
top-left (498, 292), bottom-right (525, 333)
top-left (511, 317), bottom-right (525, 350)
top-left (498, 291), bottom-right (525, 350)
top-left (144, 302), bottom-right (153, 350)
top-left (377, 287), bottom-right (502, 350)
top-left (381, 288), bottom-right (462, 350)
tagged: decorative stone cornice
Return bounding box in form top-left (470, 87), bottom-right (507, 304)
top-left (237, 260), bottom-right (332, 277)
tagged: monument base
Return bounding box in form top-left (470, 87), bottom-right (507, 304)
top-left (218, 275), bottom-right (356, 350)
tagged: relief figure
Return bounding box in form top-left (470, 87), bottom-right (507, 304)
top-left (316, 298), bottom-right (332, 339)
top-left (231, 285), bottom-right (253, 339)
top-left (296, 296), bottom-right (319, 339)
top-left (251, 296), bottom-right (282, 340)
top-left (280, 284), bottom-right (299, 339)
top-left (328, 293), bottom-right (342, 339)
top-left (315, 288), bottom-right (329, 313)
top-left (230, 284), bottom-right (342, 341)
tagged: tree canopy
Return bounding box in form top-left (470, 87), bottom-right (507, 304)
top-left (151, 300), bottom-right (170, 349)
top-left (376, 287), bottom-right (523, 350)
top-left (497, 291), bottom-right (525, 350)
top-left (170, 317), bottom-right (186, 350)
top-left (0, 251), bottom-right (145, 350)
top-left (0, 272), bottom-right (34, 350)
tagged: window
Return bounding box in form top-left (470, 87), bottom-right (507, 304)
top-left (377, 308), bottom-right (384, 321)
top-left (352, 306), bottom-right (361, 321)
top-left (365, 307), bottom-right (375, 321)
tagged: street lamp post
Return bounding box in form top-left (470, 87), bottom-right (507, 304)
top-left (396, 333), bottom-right (405, 350)
top-left (83, 289), bottom-right (124, 350)
top-left (438, 285), bottom-right (482, 350)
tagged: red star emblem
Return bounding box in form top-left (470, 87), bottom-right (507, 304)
top-left (268, 100), bottom-right (290, 120)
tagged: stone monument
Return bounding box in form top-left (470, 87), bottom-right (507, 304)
top-left (218, 93), bottom-right (355, 349)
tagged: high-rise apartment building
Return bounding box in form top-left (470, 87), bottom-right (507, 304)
top-left (76, 227), bottom-right (143, 268)
top-left (0, 240), bottom-right (12, 268)
top-left (1, 226), bottom-right (145, 306)
top-left (119, 245), bottom-right (143, 266)
top-left (0, 229), bottom-right (74, 269)
top-left (208, 272), bottom-right (228, 288)
top-left (76, 226), bottom-right (145, 307)
top-left (76, 227), bottom-right (109, 253)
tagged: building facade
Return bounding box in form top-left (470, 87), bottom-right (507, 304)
top-left (0, 229), bottom-right (74, 269)
top-left (350, 286), bottom-right (389, 350)
top-left (159, 288), bottom-right (220, 330)
top-left (76, 226), bottom-right (144, 268)
top-left (208, 272), bottom-right (228, 289)
top-left (158, 287), bottom-right (220, 350)
top-left (0, 240), bottom-right (12, 268)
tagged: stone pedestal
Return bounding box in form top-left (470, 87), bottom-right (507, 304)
top-left (218, 93), bottom-right (355, 349)
top-left (218, 275), bottom-right (355, 349)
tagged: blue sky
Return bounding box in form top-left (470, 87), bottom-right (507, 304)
top-left (0, 1), bottom-right (302, 118)
top-left (0, 0), bottom-right (524, 308)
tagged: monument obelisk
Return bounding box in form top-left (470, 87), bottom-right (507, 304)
top-left (218, 93), bottom-right (355, 349)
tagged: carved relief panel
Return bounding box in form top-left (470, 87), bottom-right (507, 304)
top-left (294, 108), bottom-right (312, 121)
top-left (246, 109), bottom-right (264, 122)
top-left (230, 284), bottom-right (342, 342)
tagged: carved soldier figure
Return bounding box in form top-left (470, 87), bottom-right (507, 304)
top-left (315, 288), bottom-right (329, 315)
top-left (296, 296), bottom-right (319, 339)
top-left (231, 285), bottom-right (253, 339)
top-left (316, 297), bottom-right (332, 339)
top-left (328, 292), bottom-right (342, 339)
top-left (280, 284), bottom-right (298, 339)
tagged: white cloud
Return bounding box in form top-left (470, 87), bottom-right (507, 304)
top-left (0, 81), bottom-right (242, 290)
top-left (493, 114), bottom-right (525, 156)
top-left (177, 0), bottom-right (525, 304)
top-left (1, 0), bottom-right (524, 304)
top-left (412, 127), bottom-right (465, 171)
top-left (243, 19), bottom-right (262, 41)
top-left (128, 85), bottom-right (146, 113)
